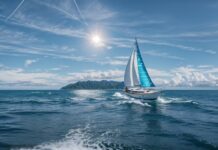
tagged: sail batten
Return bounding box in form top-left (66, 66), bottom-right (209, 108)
top-left (124, 39), bottom-right (155, 88)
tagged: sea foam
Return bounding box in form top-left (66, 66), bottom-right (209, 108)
top-left (113, 92), bottom-right (151, 107)
top-left (157, 97), bottom-right (198, 105)
top-left (16, 127), bottom-right (105, 150)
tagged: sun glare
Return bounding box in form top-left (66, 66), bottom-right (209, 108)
top-left (92, 35), bottom-right (101, 44)
top-left (90, 33), bottom-right (104, 47)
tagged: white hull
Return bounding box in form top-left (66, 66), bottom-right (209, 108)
top-left (125, 89), bottom-right (160, 100)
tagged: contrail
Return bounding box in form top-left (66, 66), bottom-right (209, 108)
top-left (73, 0), bottom-right (88, 26)
top-left (6, 0), bottom-right (25, 21)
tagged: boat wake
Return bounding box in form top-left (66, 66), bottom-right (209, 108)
top-left (113, 92), bottom-right (198, 107)
top-left (157, 97), bottom-right (198, 105)
top-left (16, 126), bottom-right (105, 150)
top-left (113, 92), bottom-right (151, 107)
top-left (118, 100), bottom-right (151, 107)
top-left (113, 92), bottom-right (130, 100)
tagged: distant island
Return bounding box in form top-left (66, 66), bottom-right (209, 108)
top-left (61, 80), bottom-right (124, 90)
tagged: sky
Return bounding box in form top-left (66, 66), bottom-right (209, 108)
top-left (0, 0), bottom-right (218, 89)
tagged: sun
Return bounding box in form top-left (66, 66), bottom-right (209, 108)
top-left (90, 33), bottom-right (104, 47)
top-left (92, 35), bottom-right (101, 44)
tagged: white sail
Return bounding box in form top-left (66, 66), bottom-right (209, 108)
top-left (124, 39), bottom-right (159, 100)
top-left (124, 39), bottom-right (155, 88)
top-left (124, 49), bottom-right (140, 87)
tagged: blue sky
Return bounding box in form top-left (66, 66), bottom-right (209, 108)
top-left (0, 0), bottom-right (218, 89)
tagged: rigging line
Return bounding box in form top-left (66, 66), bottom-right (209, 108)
top-left (6, 0), bottom-right (25, 21)
top-left (73, 0), bottom-right (88, 26)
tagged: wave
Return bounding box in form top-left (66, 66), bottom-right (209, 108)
top-left (157, 97), bottom-right (198, 105)
top-left (118, 100), bottom-right (151, 107)
top-left (113, 92), bottom-right (130, 100)
top-left (114, 92), bottom-right (151, 107)
top-left (14, 126), bottom-right (124, 150)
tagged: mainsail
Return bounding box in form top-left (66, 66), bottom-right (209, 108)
top-left (124, 39), bottom-right (155, 88)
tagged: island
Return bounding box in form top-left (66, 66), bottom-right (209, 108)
top-left (61, 80), bottom-right (124, 90)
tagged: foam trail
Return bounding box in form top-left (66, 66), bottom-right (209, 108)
top-left (113, 92), bottom-right (130, 100)
top-left (118, 100), bottom-right (151, 107)
top-left (16, 128), bottom-right (105, 150)
top-left (157, 97), bottom-right (198, 104)
top-left (6, 0), bottom-right (25, 21)
top-left (114, 92), bottom-right (151, 107)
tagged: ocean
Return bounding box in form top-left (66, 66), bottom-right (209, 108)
top-left (0, 90), bottom-right (217, 150)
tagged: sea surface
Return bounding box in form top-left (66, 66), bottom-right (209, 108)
top-left (0, 90), bottom-right (218, 150)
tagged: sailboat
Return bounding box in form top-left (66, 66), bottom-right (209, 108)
top-left (124, 39), bottom-right (160, 100)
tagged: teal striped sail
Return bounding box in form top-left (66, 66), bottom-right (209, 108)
top-left (124, 39), bottom-right (155, 88)
top-left (135, 40), bottom-right (155, 87)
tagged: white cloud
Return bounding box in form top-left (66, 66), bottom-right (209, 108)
top-left (35, 0), bottom-right (79, 21)
top-left (150, 66), bottom-right (218, 87)
top-left (148, 30), bottom-right (218, 38)
top-left (143, 50), bottom-right (184, 60)
top-left (82, 0), bottom-right (116, 21)
top-left (10, 11), bottom-right (86, 39)
top-left (67, 69), bottom-right (124, 81)
top-left (0, 65), bottom-right (125, 89)
top-left (25, 59), bottom-right (37, 67)
top-left (109, 37), bottom-right (216, 55)
top-left (0, 67), bottom-right (58, 89)
top-left (0, 65), bottom-right (217, 89)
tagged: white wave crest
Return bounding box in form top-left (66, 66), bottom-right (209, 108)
top-left (118, 100), bottom-right (151, 107)
top-left (16, 127), bottom-right (105, 150)
top-left (157, 97), bottom-right (198, 104)
top-left (114, 92), bottom-right (151, 107)
top-left (113, 92), bottom-right (130, 100)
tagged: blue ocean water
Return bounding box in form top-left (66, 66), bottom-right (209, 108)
top-left (0, 90), bottom-right (218, 150)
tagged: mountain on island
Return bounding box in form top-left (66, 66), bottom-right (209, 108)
top-left (61, 80), bottom-right (124, 90)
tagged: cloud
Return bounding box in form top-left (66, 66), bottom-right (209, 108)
top-left (0, 66), bottom-right (124, 89)
top-left (143, 50), bottom-right (184, 60)
top-left (34, 0), bottom-right (79, 21)
top-left (82, 0), bottom-right (116, 21)
top-left (9, 11), bottom-right (86, 39)
top-left (149, 66), bottom-right (218, 87)
top-left (67, 69), bottom-right (124, 81)
top-left (109, 37), bottom-right (216, 55)
top-left (98, 56), bottom-right (128, 66)
top-left (147, 30), bottom-right (218, 38)
top-left (140, 39), bottom-right (216, 54)
top-left (0, 67), bottom-right (59, 89)
top-left (0, 64), bottom-right (217, 89)
top-left (3, 1), bottom-right (215, 57)
top-left (169, 67), bottom-right (218, 87)
top-left (25, 59), bottom-right (37, 67)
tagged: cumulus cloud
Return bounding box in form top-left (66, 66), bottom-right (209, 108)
top-left (0, 64), bottom-right (217, 89)
top-left (0, 66), bottom-right (124, 89)
top-left (0, 67), bottom-right (58, 89)
top-left (150, 66), bottom-right (218, 87)
top-left (67, 70), bottom-right (124, 81)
